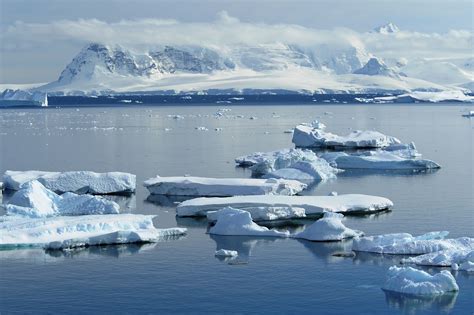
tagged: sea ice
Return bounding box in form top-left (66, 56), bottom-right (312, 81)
top-left (292, 120), bottom-right (400, 148)
top-left (3, 170), bottom-right (136, 194)
top-left (5, 181), bottom-right (120, 218)
top-left (207, 206), bottom-right (306, 222)
top-left (292, 212), bottom-right (364, 241)
top-left (177, 194), bottom-right (393, 218)
top-left (208, 207), bottom-right (290, 237)
top-left (383, 266), bottom-right (459, 295)
top-left (402, 249), bottom-right (474, 270)
top-left (143, 176), bottom-right (307, 196)
top-left (215, 249), bottom-right (238, 257)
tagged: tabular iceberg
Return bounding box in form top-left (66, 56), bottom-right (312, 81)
top-left (292, 120), bottom-right (400, 149)
top-left (383, 266), bottom-right (459, 295)
top-left (3, 170), bottom-right (136, 194)
top-left (292, 212), bottom-right (363, 241)
top-left (0, 214), bottom-right (186, 248)
top-left (143, 176), bottom-right (306, 196)
top-left (5, 180), bottom-right (120, 218)
top-left (177, 194), bottom-right (393, 218)
top-left (208, 207), bottom-right (290, 237)
top-left (207, 206), bottom-right (306, 222)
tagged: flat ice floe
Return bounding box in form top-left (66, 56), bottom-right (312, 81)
top-left (208, 207), bottom-right (290, 237)
top-left (352, 232), bottom-right (474, 255)
top-left (177, 194), bottom-right (393, 218)
top-left (3, 170), bottom-right (136, 194)
top-left (383, 266), bottom-right (459, 295)
top-left (215, 249), bottom-right (238, 257)
top-left (143, 176), bottom-right (306, 196)
top-left (0, 214), bottom-right (186, 248)
top-left (402, 249), bottom-right (474, 271)
top-left (207, 206), bottom-right (306, 222)
top-left (292, 120), bottom-right (400, 149)
top-left (5, 181), bottom-right (120, 218)
top-left (292, 212), bottom-right (363, 241)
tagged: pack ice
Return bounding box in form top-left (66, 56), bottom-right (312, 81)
top-left (208, 207), bottom-right (290, 237)
top-left (4, 180), bottom-right (120, 218)
top-left (383, 266), bottom-right (459, 295)
top-left (235, 148), bottom-right (341, 183)
top-left (292, 212), bottom-right (364, 241)
top-left (0, 214), bottom-right (186, 249)
top-left (143, 176), bottom-right (306, 196)
top-left (3, 170), bottom-right (136, 194)
top-left (177, 194), bottom-right (393, 218)
top-left (292, 120), bottom-right (400, 148)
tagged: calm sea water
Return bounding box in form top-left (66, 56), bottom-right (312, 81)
top-left (0, 104), bottom-right (473, 314)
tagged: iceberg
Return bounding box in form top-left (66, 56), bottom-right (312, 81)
top-left (0, 213), bottom-right (186, 248)
top-left (383, 266), bottom-right (459, 295)
top-left (292, 212), bottom-right (363, 241)
top-left (215, 249), bottom-right (238, 257)
top-left (208, 207), bottom-right (290, 237)
top-left (3, 170), bottom-right (136, 194)
top-left (5, 181), bottom-right (119, 218)
top-left (0, 89), bottom-right (48, 107)
top-left (402, 249), bottom-right (474, 270)
top-left (143, 176), bottom-right (306, 196)
top-left (375, 90), bottom-right (474, 103)
top-left (177, 194), bottom-right (393, 218)
top-left (462, 110), bottom-right (474, 117)
top-left (352, 232), bottom-right (474, 255)
top-left (292, 121), bottom-right (400, 148)
top-left (207, 206), bottom-right (306, 223)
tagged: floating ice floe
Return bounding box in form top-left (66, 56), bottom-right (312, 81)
top-left (215, 249), bottom-right (238, 257)
top-left (5, 180), bottom-right (120, 218)
top-left (402, 249), bottom-right (474, 272)
top-left (383, 266), bottom-right (459, 295)
top-left (208, 207), bottom-right (290, 237)
top-left (292, 120), bottom-right (400, 148)
top-left (352, 231), bottom-right (474, 255)
top-left (143, 176), bottom-right (307, 196)
top-left (321, 143), bottom-right (441, 170)
top-left (462, 110), bottom-right (474, 117)
top-left (3, 170), bottom-right (136, 194)
top-left (0, 213), bottom-right (187, 248)
top-left (292, 212), bottom-right (364, 241)
top-left (207, 206), bottom-right (306, 223)
top-left (177, 194), bottom-right (393, 218)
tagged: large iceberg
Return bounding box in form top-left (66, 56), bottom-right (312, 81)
top-left (292, 212), bottom-right (363, 241)
top-left (292, 120), bottom-right (400, 148)
top-left (177, 194), bottom-right (393, 218)
top-left (207, 206), bottom-right (306, 223)
top-left (208, 207), bottom-right (290, 237)
top-left (0, 89), bottom-right (48, 107)
top-left (143, 176), bottom-right (306, 196)
top-left (0, 213), bottom-right (186, 248)
top-left (5, 181), bottom-right (120, 218)
top-left (352, 232), bottom-right (474, 255)
top-left (3, 170), bottom-right (136, 194)
top-left (383, 266), bottom-right (459, 295)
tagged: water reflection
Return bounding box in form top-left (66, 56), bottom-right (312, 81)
top-left (297, 239), bottom-right (353, 263)
top-left (383, 290), bottom-right (458, 314)
top-left (145, 194), bottom-right (194, 207)
top-left (102, 194), bottom-right (137, 212)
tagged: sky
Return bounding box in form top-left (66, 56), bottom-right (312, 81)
top-left (0, 0), bottom-right (472, 83)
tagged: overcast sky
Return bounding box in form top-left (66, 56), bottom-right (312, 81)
top-left (1, 0), bottom-right (472, 83)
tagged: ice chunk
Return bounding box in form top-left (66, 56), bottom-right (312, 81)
top-left (292, 123), bottom-right (400, 148)
top-left (402, 249), bottom-right (474, 269)
top-left (235, 148), bottom-right (315, 168)
top-left (462, 110), bottom-right (474, 117)
top-left (207, 206), bottom-right (306, 222)
top-left (143, 176), bottom-right (307, 196)
top-left (383, 266), bottom-right (459, 295)
top-left (3, 170), bottom-right (136, 194)
top-left (293, 212), bottom-right (364, 241)
top-left (0, 213), bottom-right (186, 248)
top-left (208, 207), bottom-right (290, 237)
top-left (263, 168), bottom-right (315, 184)
top-left (215, 249), bottom-right (238, 257)
top-left (352, 232), bottom-right (473, 254)
top-left (177, 194), bottom-right (393, 218)
top-left (5, 181), bottom-right (119, 218)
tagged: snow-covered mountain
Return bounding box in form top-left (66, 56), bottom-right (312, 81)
top-left (353, 57), bottom-right (403, 78)
top-left (373, 23), bottom-right (400, 34)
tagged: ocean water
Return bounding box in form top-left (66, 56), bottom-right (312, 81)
top-left (0, 104), bottom-right (473, 314)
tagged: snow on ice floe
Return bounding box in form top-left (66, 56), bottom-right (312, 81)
top-left (3, 170), bottom-right (136, 194)
top-left (207, 206), bottom-right (306, 223)
top-left (235, 148), bottom-right (341, 183)
top-left (383, 266), bottom-right (459, 295)
top-left (177, 194), bottom-right (393, 218)
top-left (0, 213), bottom-right (186, 249)
top-left (208, 207), bottom-right (290, 237)
top-left (292, 120), bottom-right (400, 149)
top-left (352, 232), bottom-right (474, 255)
top-left (292, 212), bottom-right (363, 241)
top-left (402, 250), bottom-right (474, 272)
top-left (143, 176), bottom-right (306, 196)
top-left (215, 249), bottom-right (238, 257)
top-left (321, 143), bottom-right (441, 170)
top-left (4, 180), bottom-right (119, 218)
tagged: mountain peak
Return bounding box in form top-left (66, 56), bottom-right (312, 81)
top-left (373, 23), bottom-right (400, 34)
top-left (353, 57), bottom-right (402, 77)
